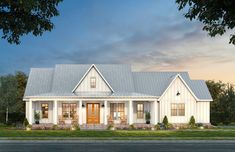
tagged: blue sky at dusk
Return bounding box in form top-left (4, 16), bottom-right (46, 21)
top-left (0, 0), bottom-right (234, 83)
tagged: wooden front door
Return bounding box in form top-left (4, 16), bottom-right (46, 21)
top-left (87, 103), bottom-right (100, 124)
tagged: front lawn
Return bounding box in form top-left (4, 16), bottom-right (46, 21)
top-left (1, 126), bottom-right (235, 139)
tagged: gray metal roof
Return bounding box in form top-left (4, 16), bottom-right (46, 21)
top-left (24, 68), bottom-right (54, 97)
top-left (24, 64), bottom-right (212, 101)
top-left (132, 72), bottom-right (190, 97)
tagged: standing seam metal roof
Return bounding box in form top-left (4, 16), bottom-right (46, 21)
top-left (23, 64), bottom-right (212, 101)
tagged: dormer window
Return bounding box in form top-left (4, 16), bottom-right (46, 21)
top-left (90, 77), bottom-right (96, 88)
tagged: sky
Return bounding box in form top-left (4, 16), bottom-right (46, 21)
top-left (0, 0), bottom-right (235, 84)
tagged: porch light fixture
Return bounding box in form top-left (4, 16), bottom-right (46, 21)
top-left (176, 91), bottom-right (180, 96)
top-left (102, 104), bottom-right (105, 107)
top-left (82, 104), bottom-right (85, 108)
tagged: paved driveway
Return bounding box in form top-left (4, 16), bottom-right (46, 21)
top-left (0, 140), bottom-right (234, 152)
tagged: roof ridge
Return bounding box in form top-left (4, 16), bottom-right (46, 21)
top-left (132, 71), bottom-right (188, 73)
top-left (30, 67), bottom-right (54, 70)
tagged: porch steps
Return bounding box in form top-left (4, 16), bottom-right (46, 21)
top-left (80, 124), bottom-right (107, 130)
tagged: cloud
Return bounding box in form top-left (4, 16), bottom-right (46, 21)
top-left (1, 0), bottom-right (234, 84)
top-left (52, 17), bottom-right (235, 75)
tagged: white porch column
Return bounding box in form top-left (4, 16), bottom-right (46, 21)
top-left (79, 100), bottom-right (82, 125)
top-left (104, 100), bottom-right (108, 125)
top-left (129, 100), bottom-right (133, 124)
top-left (153, 100), bottom-right (157, 125)
top-left (28, 99), bottom-right (33, 125)
top-left (53, 100), bottom-right (58, 124)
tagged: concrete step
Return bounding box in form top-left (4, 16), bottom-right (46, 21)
top-left (80, 124), bottom-right (107, 130)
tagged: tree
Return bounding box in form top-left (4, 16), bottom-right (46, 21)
top-left (15, 71), bottom-right (27, 114)
top-left (206, 80), bottom-right (235, 125)
top-left (0, 74), bottom-right (18, 123)
top-left (218, 84), bottom-right (235, 124)
top-left (206, 80), bottom-right (226, 125)
top-left (0, 0), bottom-right (62, 44)
top-left (176, 0), bottom-right (235, 45)
top-left (0, 72), bottom-right (27, 124)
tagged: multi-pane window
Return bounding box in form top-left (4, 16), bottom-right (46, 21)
top-left (110, 103), bottom-right (125, 120)
top-left (90, 77), bottom-right (96, 88)
top-left (171, 103), bottom-right (185, 116)
top-left (62, 103), bottom-right (77, 119)
top-left (137, 103), bottom-right (144, 119)
top-left (41, 103), bottom-right (48, 118)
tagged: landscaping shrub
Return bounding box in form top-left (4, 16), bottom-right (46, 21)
top-left (154, 124), bottom-right (161, 130)
top-left (23, 118), bottom-right (29, 128)
top-left (107, 124), bottom-right (113, 130)
top-left (188, 116), bottom-right (196, 128)
top-left (71, 124), bottom-right (80, 131)
top-left (129, 124), bottom-right (136, 130)
top-left (167, 123), bottom-right (174, 130)
top-left (52, 125), bottom-right (58, 130)
top-left (196, 123), bottom-right (203, 127)
top-left (0, 112), bottom-right (25, 125)
top-left (162, 116), bottom-right (168, 129)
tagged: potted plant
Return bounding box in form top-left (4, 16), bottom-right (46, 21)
top-left (34, 111), bottom-right (40, 124)
top-left (145, 111), bottom-right (151, 124)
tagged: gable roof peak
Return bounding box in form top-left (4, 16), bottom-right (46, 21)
top-left (71, 64), bottom-right (114, 93)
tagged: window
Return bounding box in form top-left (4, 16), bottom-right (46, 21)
top-left (90, 77), bottom-right (96, 88)
top-left (171, 103), bottom-right (185, 116)
top-left (41, 103), bottom-right (48, 118)
top-left (137, 103), bottom-right (144, 119)
top-left (62, 103), bottom-right (77, 119)
top-left (110, 103), bottom-right (125, 120)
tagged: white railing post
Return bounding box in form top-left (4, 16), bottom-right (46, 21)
top-left (104, 100), bottom-right (108, 125)
top-left (28, 99), bottom-right (33, 125)
top-left (53, 100), bottom-right (58, 124)
top-left (129, 100), bottom-right (133, 124)
top-left (153, 100), bottom-right (157, 125)
top-left (79, 100), bottom-right (82, 125)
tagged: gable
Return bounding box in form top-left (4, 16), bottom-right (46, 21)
top-left (73, 65), bottom-right (113, 93)
top-left (159, 75), bottom-right (197, 101)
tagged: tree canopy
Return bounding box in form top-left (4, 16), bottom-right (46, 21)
top-left (206, 80), bottom-right (235, 125)
top-left (176, 0), bottom-right (235, 45)
top-left (0, 0), bottom-right (62, 44)
top-left (0, 72), bottom-right (27, 124)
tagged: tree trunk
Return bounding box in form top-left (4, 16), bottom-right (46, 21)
top-left (6, 107), bottom-right (8, 124)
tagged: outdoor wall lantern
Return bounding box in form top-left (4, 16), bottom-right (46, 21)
top-left (82, 104), bottom-right (85, 108)
top-left (102, 104), bottom-right (105, 107)
top-left (176, 91), bottom-right (180, 96)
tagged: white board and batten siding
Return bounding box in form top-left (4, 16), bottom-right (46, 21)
top-left (74, 67), bottom-right (112, 93)
top-left (196, 102), bottom-right (210, 123)
top-left (159, 77), bottom-right (210, 124)
top-left (32, 101), bottom-right (53, 123)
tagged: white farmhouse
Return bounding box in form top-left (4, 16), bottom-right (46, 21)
top-left (24, 64), bottom-right (212, 127)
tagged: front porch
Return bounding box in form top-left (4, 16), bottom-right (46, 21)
top-left (26, 99), bottom-right (159, 126)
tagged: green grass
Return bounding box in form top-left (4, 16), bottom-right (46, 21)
top-left (1, 126), bottom-right (235, 139)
